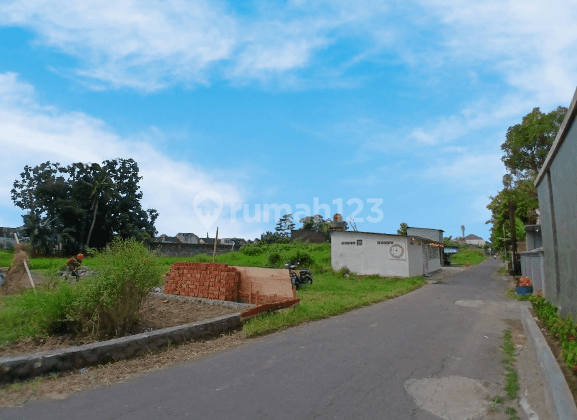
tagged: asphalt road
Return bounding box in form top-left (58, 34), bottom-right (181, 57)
top-left (1, 259), bottom-right (544, 420)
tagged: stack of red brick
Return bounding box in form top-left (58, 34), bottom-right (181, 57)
top-left (164, 262), bottom-right (240, 301)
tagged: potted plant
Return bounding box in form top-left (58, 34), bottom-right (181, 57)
top-left (516, 276), bottom-right (533, 295)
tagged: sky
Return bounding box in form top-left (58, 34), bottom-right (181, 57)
top-left (1, 0), bottom-right (576, 242)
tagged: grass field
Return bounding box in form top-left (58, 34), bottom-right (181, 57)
top-left (0, 241), bottom-right (426, 342)
top-left (450, 247), bottom-right (487, 266)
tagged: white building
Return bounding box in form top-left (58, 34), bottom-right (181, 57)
top-left (464, 234), bottom-right (485, 247)
top-left (331, 231), bottom-right (443, 277)
top-left (406, 227), bottom-right (443, 243)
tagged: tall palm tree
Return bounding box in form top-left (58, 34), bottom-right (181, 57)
top-left (461, 225), bottom-right (465, 240)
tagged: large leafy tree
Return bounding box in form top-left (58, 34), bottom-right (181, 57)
top-left (11, 158), bottom-right (158, 254)
top-left (501, 106), bottom-right (567, 178)
top-left (487, 105), bottom-right (566, 254)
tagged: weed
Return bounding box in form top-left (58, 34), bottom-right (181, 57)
top-left (502, 329), bottom-right (520, 400)
top-left (505, 406), bottom-right (519, 420)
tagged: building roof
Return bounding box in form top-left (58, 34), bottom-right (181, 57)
top-left (464, 234), bottom-right (484, 240)
top-left (330, 230), bottom-right (443, 245)
top-left (407, 226), bottom-right (444, 232)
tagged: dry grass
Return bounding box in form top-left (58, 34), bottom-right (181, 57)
top-left (0, 330), bottom-right (248, 407)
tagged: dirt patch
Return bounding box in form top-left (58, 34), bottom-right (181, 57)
top-left (528, 306), bottom-right (577, 405)
top-left (0, 294), bottom-right (241, 357)
top-left (0, 330), bottom-right (248, 407)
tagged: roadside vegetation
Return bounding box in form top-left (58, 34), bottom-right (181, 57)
top-left (0, 238), bottom-right (162, 345)
top-left (490, 329), bottom-right (520, 419)
top-left (449, 246), bottom-right (487, 266)
top-left (0, 241), bottom-right (426, 344)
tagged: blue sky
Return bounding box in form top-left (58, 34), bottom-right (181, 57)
top-left (1, 0), bottom-right (576, 242)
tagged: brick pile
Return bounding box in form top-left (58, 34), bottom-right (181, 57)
top-left (164, 262), bottom-right (241, 301)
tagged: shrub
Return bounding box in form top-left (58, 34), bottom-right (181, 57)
top-left (192, 253), bottom-right (212, 262)
top-left (240, 243), bottom-right (264, 256)
top-left (337, 266), bottom-right (350, 277)
top-left (0, 279), bottom-right (77, 344)
top-left (286, 249), bottom-right (313, 268)
top-left (265, 250), bottom-right (283, 267)
top-left (71, 238), bottom-right (163, 337)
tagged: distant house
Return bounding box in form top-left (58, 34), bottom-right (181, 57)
top-left (0, 227), bottom-right (21, 250)
top-left (176, 233), bottom-right (200, 244)
top-left (219, 238), bottom-right (247, 247)
top-left (153, 234), bottom-right (181, 243)
top-left (464, 234), bottom-right (485, 247)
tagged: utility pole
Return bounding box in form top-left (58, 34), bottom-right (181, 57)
top-left (508, 199), bottom-right (519, 275)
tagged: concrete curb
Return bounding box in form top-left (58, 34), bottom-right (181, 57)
top-left (150, 291), bottom-right (255, 310)
top-left (520, 305), bottom-right (577, 420)
top-left (0, 313), bottom-right (241, 385)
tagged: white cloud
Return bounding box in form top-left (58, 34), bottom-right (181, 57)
top-left (0, 72), bottom-right (262, 238)
top-left (422, 152), bottom-right (506, 188)
top-left (419, 0), bottom-right (577, 106)
top-left (0, 0), bottom-right (391, 90)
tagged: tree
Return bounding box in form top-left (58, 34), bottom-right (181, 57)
top-left (11, 158), bottom-right (158, 255)
top-left (397, 222), bottom-right (408, 236)
top-left (275, 214), bottom-right (295, 237)
top-left (486, 178), bottom-right (535, 254)
top-left (299, 214), bottom-right (335, 236)
top-left (501, 106), bottom-right (567, 178)
top-left (461, 225), bottom-right (465, 239)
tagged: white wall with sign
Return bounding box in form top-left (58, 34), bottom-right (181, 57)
top-left (331, 231), bottom-right (442, 278)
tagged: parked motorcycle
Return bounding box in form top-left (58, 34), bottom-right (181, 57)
top-left (285, 261), bottom-right (313, 289)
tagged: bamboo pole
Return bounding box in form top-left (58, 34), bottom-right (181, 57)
top-left (13, 233), bottom-right (36, 294)
top-left (212, 227), bottom-right (219, 262)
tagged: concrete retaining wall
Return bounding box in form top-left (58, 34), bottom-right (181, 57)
top-left (149, 243), bottom-right (234, 257)
top-left (0, 313), bottom-right (242, 385)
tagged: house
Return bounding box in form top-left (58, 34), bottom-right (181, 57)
top-left (153, 234), bottom-right (181, 243)
top-left (534, 86), bottom-right (577, 316)
top-left (464, 234), bottom-right (485, 247)
top-left (331, 230), bottom-right (443, 277)
top-left (176, 233), bottom-right (200, 244)
top-left (406, 227), bottom-right (443, 243)
top-left (0, 227), bottom-right (20, 250)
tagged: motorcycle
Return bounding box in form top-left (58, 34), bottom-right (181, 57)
top-left (285, 261), bottom-right (313, 289)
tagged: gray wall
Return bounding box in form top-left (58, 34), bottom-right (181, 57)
top-left (536, 109), bottom-right (577, 317)
top-left (149, 243), bottom-right (235, 257)
top-left (521, 249), bottom-right (546, 295)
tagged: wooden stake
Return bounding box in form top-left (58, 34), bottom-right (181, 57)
top-left (13, 233), bottom-right (36, 294)
top-left (212, 227), bottom-right (219, 262)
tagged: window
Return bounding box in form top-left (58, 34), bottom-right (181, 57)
top-left (357, 239), bottom-right (363, 246)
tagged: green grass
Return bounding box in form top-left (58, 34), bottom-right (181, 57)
top-left (502, 329), bottom-right (520, 400)
top-left (1, 242), bottom-right (426, 343)
top-left (506, 288), bottom-right (531, 301)
top-left (450, 248), bottom-right (487, 266)
top-left (0, 249), bottom-right (13, 267)
top-left (0, 249), bottom-right (68, 271)
top-left (0, 279), bottom-right (77, 345)
top-left (243, 271), bottom-right (426, 336)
